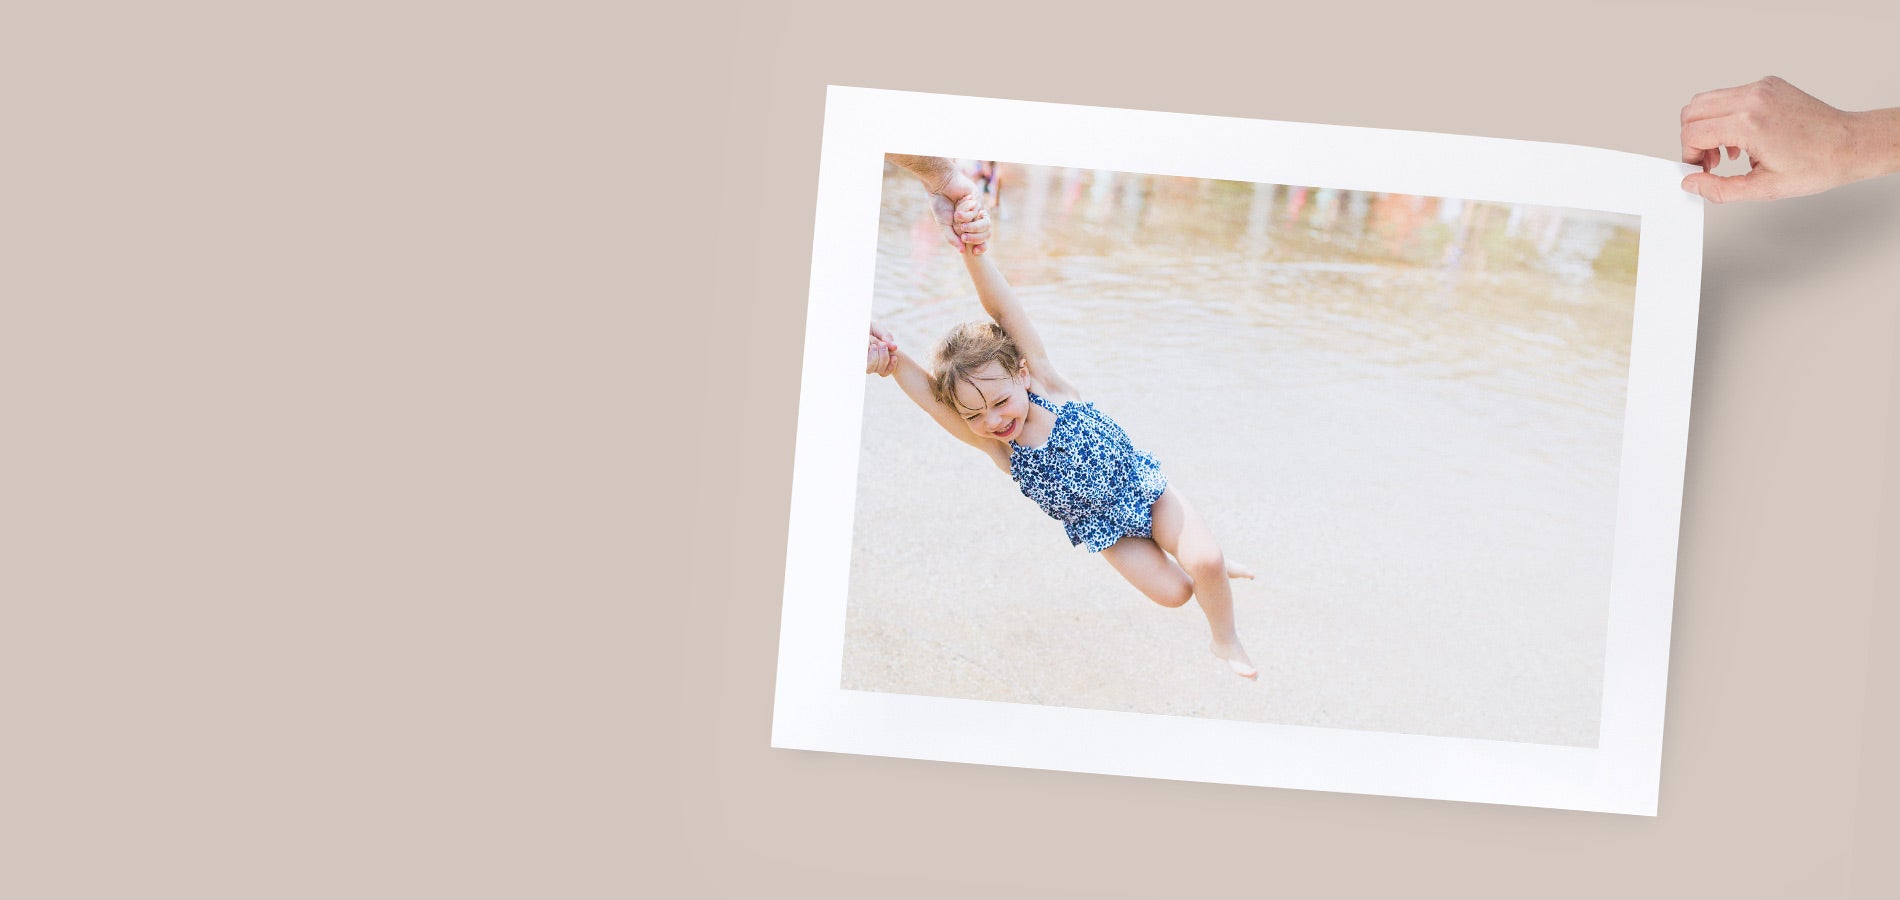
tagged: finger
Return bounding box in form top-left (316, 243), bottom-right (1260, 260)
top-left (1681, 116), bottom-right (1752, 155)
top-left (1681, 127), bottom-right (1725, 167)
top-left (1682, 170), bottom-right (1788, 204)
top-left (955, 195), bottom-right (981, 222)
top-left (871, 323), bottom-right (893, 343)
top-left (1680, 83), bottom-right (1754, 125)
top-left (941, 216), bottom-right (963, 247)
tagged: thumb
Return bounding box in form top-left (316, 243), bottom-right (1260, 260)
top-left (1682, 170), bottom-right (1787, 204)
top-left (928, 194), bottom-right (960, 248)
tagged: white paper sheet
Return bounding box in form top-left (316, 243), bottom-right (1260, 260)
top-left (772, 86), bottom-right (1702, 816)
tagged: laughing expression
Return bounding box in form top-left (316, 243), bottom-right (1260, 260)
top-left (952, 361), bottom-right (1032, 444)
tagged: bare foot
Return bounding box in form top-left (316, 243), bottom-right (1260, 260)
top-left (1226, 560), bottom-right (1255, 581)
top-left (1211, 640), bottom-right (1258, 681)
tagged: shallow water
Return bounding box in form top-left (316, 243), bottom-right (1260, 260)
top-left (844, 163), bottom-right (1637, 747)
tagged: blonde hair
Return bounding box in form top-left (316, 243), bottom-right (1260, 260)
top-left (930, 322), bottom-right (1024, 412)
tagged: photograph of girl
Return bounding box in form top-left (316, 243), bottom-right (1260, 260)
top-left (846, 154), bottom-right (1639, 746)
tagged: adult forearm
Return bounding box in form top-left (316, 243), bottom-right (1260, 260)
top-left (886, 154), bottom-right (959, 193)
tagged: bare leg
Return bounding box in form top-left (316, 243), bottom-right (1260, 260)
top-left (1149, 488), bottom-right (1258, 680)
top-left (1100, 537), bottom-right (1193, 609)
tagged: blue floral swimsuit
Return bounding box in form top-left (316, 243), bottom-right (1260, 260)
top-left (1009, 391), bottom-right (1169, 552)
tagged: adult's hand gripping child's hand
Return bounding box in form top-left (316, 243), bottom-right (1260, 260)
top-left (866, 323), bottom-right (898, 377)
top-left (929, 185), bottom-right (992, 255)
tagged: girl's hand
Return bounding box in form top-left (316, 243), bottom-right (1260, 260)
top-left (953, 197), bottom-right (991, 255)
top-left (866, 324), bottom-right (898, 377)
top-left (928, 176), bottom-right (992, 255)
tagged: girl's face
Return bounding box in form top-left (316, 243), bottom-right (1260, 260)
top-left (952, 361), bottom-right (1031, 443)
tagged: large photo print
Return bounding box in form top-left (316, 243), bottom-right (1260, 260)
top-left (774, 88), bottom-right (1702, 815)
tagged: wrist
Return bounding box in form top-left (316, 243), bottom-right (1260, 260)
top-left (938, 169), bottom-right (976, 201)
top-left (1844, 109), bottom-right (1900, 182)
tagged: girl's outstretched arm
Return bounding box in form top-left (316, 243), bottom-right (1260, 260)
top-left (889, 348), bottom-right (1011, 473)
top-left (962, 252), bottom-right (1081, 401)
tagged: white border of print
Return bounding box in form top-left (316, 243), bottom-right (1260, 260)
top-left (772, 86), bottom-right (1703, 817)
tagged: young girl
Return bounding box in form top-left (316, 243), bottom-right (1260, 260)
top-left (867, 246), bottom-right (1262, 680)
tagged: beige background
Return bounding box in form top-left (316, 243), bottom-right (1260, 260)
top-left (6, 2), bottom-right (1896, 897)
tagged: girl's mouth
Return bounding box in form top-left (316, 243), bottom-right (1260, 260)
top-left (994, 420), bottom-right (1018, 439)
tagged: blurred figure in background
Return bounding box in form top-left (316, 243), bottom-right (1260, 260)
top-left (967, 160), bottom-right (1003, 211)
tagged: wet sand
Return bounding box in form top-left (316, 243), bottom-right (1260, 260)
top-left (843, 165), bottom-right (1637, 747)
